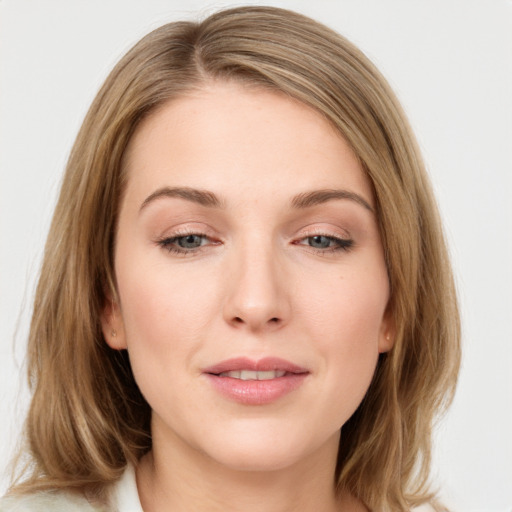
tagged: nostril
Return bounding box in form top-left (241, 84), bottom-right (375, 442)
top-left (231, 316), bottom-right (280, 325)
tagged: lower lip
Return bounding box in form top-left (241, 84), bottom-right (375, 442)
top-left (205, 373), bottom-right (308, 405)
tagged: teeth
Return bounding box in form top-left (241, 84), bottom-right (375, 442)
top-left (219, 370), bottom-right (287, 380)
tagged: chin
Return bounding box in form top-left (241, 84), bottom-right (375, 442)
top-left (209, 446), bottom-right (307, 473)
top-left (198, 422), bottom-right (339, 473)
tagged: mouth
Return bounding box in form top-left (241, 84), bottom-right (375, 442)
top-left (203, 356), bottom-right (309, 376)
top-left (202, 357), bottom-right (309, 405)
top-left (217, 369), bottom-right (287, 380)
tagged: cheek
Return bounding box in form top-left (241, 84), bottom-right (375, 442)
top-left (301, 266), bottom-right (388, 343)
top-left (117, 257), bottom-right (217, 337)
top-left (115, 263), bottom-right (207, 410)
top-left (299, 268), bottom-right (388, 397)
top-left (114, 255), bottom-right (225, 390)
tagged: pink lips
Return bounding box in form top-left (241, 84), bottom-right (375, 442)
top-left (203, 357), bottom-right (309, 405)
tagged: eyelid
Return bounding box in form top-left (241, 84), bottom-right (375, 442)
top-left (291, 225), bottom-right (355, 253)
top-left (153, 223), bottom-right (222, 256)
top-left (294, 224), bottom-right (352, 240)
top-left (155, 221), bottom-right (219, 240)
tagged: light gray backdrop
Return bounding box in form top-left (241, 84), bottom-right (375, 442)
top-left (1, 1), bottom-right (511, 510)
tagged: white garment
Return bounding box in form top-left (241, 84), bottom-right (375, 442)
top-left (0, 489), bottom-right (99, 511)
top-left (111, 464), bottom-right (144, 512)
top-left (0, 465), bottom-right (143, 512)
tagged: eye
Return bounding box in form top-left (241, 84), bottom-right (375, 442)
top-left (174, 234), bottom-right (206, 249)
top-left (156, 233), bottom-right (213, 255)
top-left (297, 234), bottom-right (353, 253)
top-left (308, 235), bottom-right (335, 249)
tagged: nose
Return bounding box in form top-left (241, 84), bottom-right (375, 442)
top-left (222, 240), bottom-right (291, 332)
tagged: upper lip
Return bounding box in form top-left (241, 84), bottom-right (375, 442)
top-left (203, 357), bottom-right (309, 375)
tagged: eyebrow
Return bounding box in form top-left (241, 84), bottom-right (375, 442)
top-left (291, 189), bottom-right (374, 212)
top-left (139, 186), bottom-right (373, 213)
top-left (140, 186), bottom-right (224, 212)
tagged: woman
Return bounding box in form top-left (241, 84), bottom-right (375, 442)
top-left (1, 6), bottom-right (460, 512)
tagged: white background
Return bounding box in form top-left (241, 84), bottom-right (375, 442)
top-left (1, 1), bottom-right (511, 510)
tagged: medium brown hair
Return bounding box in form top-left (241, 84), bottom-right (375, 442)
top-left (10, 6), bottom-right (460, 511)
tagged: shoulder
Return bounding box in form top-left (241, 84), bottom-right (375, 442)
top-left (0, 491), bottom-right (104, 512)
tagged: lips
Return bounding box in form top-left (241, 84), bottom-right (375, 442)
top-left (203, 357), bottom-right (309, 405)
top-left (218, 369), bottom-right (286, 380)
top-left (203, 356), bottom-right (308, 375)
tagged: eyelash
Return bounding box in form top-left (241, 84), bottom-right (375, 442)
top-left (294, 234), bottom-right (354, 254)
top-left (156, 232), bottom-right (215, 256)
top-left (155, 232), bottom-right (354, 256)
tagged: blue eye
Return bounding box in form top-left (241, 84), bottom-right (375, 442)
top-left (308, 235), bottom-right (334, 249)
top-left (157, 233), bottom-right (210, 254)
top-left (299, 235), bottom-right (353, 252)
top-left (175, 234), bottom-right (205, 249)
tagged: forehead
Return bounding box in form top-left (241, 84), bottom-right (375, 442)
top-left (122, 81), bottom-right (373, 207)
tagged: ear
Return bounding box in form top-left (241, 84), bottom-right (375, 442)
top-left (100, 297), bottom-right (127, 350)
top-left (378, 305), bottom-right (396, 354)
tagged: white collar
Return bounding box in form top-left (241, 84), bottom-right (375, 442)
top-left (111, 464), bottom-right (144, 512)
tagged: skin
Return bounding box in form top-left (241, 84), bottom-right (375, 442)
top-left (102, 81), bottom-right (393, 512)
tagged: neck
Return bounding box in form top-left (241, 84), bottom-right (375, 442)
top-left (136, 429), bottom-right (362, 512)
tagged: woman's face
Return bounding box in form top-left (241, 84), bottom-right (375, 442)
top-left (103, 82), bottom-right (393, 472)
